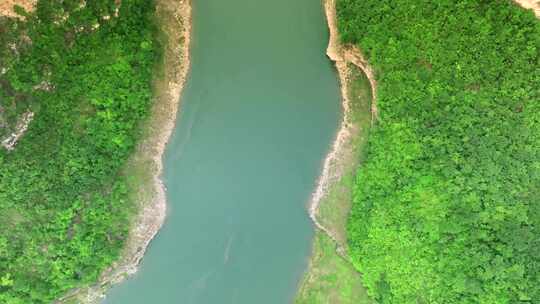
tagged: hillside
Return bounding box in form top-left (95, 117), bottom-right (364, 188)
top-left (339, 0), bottom-right (540, 303)
top-left (0, 0), bottom-right (158, 302)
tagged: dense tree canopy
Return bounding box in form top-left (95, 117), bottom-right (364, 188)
top-left (0, 0), bottom-right (158, 302)
top-left (340, 0), bottom-right (540, 303)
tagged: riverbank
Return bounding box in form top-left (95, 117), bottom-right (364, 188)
top-left (297, 0), bottom-right (376, 302)
top-left (308, 0), bottom-right (378, 253)
top-left (297, 64), bottom-right (374, 303)
top-left (56, 0), bottom-right (191, 303)
top-left (302, 0), bottom-right (540, 302)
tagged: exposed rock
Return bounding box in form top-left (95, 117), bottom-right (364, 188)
top-left (1, 111), bottom-right (34, 151)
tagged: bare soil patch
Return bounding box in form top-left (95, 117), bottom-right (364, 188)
top-left (514, 0), bottom-right (540, 17)
top-left (0, 0), bottom-right (36, 18)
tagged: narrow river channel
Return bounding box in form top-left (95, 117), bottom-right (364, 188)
top-left (104, 0), bottom-right (340, 303)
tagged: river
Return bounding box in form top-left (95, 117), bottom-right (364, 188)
top-left (103, 0), bottom-right (340, 303)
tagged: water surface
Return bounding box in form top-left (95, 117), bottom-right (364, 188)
top-left (104, 0), bottom-right (340, 302)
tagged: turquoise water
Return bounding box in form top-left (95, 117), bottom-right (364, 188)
top-left (103, 0), bottom-right (340, 303)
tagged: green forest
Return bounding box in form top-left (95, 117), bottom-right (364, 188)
top-left (339, 0), bottom-right (540, 303)
top-left (0, 0), bottom-right (158, 302)
top-left (1, 0), bottom-right (539, 303)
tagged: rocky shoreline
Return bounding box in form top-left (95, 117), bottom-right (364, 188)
top-left (309, 0), bottom-right (377, 253)
top-left (296, 2), bottom-right (377, 301)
